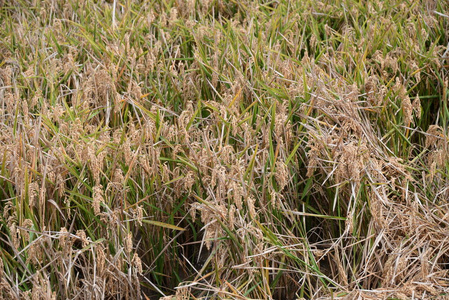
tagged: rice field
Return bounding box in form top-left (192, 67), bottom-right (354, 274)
top-left (0, 0), bottom-right (449, 299)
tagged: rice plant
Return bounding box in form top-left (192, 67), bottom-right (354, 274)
top-left (0, 0), bottom-right (448, 299)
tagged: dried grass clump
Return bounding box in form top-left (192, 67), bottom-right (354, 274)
top-left (0, 0), bottom-right (449, 299)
